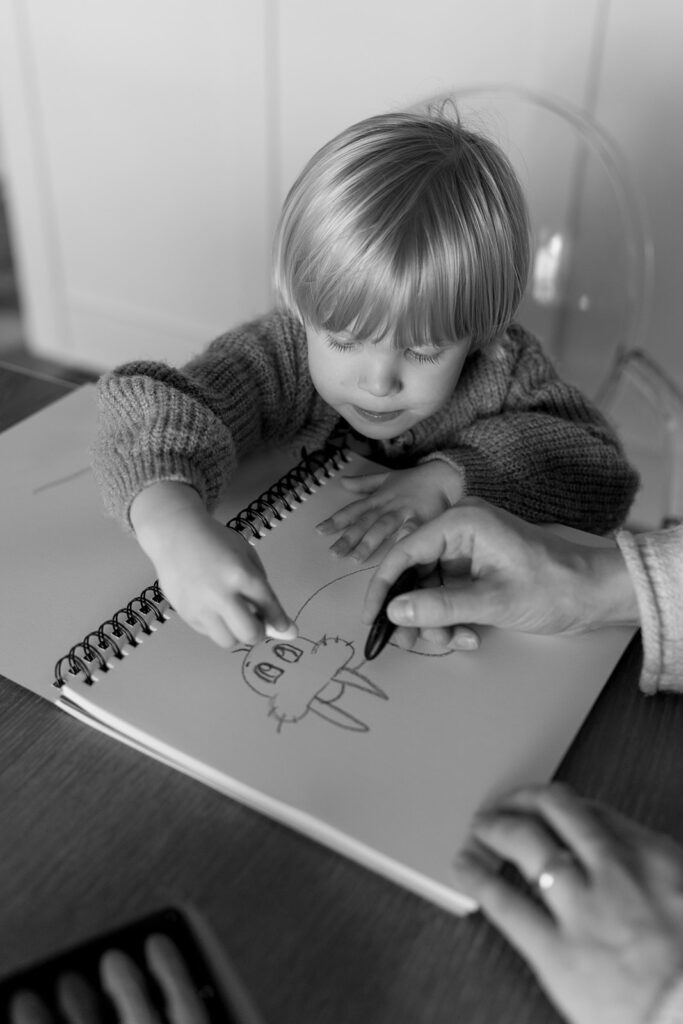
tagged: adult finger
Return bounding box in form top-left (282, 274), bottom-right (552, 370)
top-left (468, 810), bottom-right (587, 915)
top-left (362, 548), bottom-right (415, 623)
top-left (388, 625), bottom-right (421, 651)
top-left (454, 848), bottom-right (559, 971)
top-left (420, 625), bottom-right (461, 649)
top-left (386, 578), bottom-right (499, 630)
top-left (410, 624), bottom-right (480, 651)
top-left (492, 784), bottom-right (616, 873)
top-left (446, 625), bottom-right (481, 651)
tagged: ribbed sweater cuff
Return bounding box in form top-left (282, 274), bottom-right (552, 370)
top-left (93, 373), bottom-right (236, 530)
top-left (418, 448), bottom-right (549, 518)
top-left (649, 975), bottom-right (683, 1024)
top-left (616, 528), bottom-right (683, 694)
top-left (96, 455), bottom-right (216, 533)
top-left (418, 449), bottom-right (487, 500)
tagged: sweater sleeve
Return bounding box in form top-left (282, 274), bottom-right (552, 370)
top-left (421, 327), bottom-right (639, 535)
top-left (91, 312), bottom-right (324, 528)
top-left (616, 525), bottom-right (683, 694)
top-left (649, 976), bottom-right (683, 1024)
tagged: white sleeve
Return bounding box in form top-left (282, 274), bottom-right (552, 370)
top-left (616, 525), bottom-right (683, 694)
top-left (650, 976), bottom-right (683, 1024)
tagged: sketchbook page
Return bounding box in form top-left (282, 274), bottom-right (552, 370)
top-left (0, 385), bottom-right (308, 699)
top-left (55, 444), bottom-right (634, 914)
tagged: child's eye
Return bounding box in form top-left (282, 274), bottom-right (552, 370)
top-left (325, 334), bottom-right (360, 353)
top-left (405, 348), bottom-right (443, 365)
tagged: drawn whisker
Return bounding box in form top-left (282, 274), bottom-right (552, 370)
top-left (33, 466), bottom-right (91, 494)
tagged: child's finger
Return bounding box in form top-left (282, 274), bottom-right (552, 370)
top-left (339, 471), bottom-right (389, 494)
top-left (315, 497), bottom-right (371, 535)
top-left (344, 513), bottom-right (406, 563)
top-left (328, 509), bottom-right (391, 558)
top-left (188, 610), bottom-right (240, 650)
top-left (242, 575), bottom-right (295, 637)
top-left (219, 596), bottom-right (272, 646)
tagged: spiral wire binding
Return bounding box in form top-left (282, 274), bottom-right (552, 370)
top-left (53, 429), bottom-right (350, 689)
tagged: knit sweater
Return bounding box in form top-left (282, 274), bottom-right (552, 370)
top-left (617, 524), bottom-right (683, 694)
top-left (92, 311), bottom-right (638, 534)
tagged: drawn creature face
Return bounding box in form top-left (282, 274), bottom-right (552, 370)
top-left (236, 564), bottom-right (451, 733)
top-left (241, 634), bottom-right (386, 732)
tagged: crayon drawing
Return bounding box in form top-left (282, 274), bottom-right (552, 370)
top-left (237, 566), bottom-right (453, 733)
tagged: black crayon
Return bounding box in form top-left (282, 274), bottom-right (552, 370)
top-left (364, 567), bottom-right (421, 661)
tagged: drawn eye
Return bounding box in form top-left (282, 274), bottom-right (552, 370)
top-left (253, 662), bottom-right (284, 685)
top-left (273, 643), bottom-right (303, 663)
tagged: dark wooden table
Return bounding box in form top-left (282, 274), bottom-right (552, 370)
top-left (2, 360), bottom-right (683, 1024)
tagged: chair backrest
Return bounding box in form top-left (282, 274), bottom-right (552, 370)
top-left (429, 84), bottom-right (655, 404)
top-left (420, 85), bottom-right (683, 529)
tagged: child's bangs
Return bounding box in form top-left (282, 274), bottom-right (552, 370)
top-left (290, 238), bottom-right (476, 350)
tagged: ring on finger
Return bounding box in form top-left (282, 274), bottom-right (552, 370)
top-left (535, 848), bottom-right (578, 892)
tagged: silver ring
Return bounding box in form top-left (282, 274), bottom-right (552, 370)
top-left (535, 849), bottom-right (577, 891)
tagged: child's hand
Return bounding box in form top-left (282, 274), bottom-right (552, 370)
top-left (315, 461), bottom-right (464, 563)
top-left (130, 482), bottom-right (296, 649)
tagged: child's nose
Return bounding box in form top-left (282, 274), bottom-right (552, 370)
top-left (357, 353), bottom-right (402, 397)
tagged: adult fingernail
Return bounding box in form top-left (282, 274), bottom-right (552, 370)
top-left (389, 597), bottom-right (414, 623)
top-left (456, 634), bottom-right (479, 650)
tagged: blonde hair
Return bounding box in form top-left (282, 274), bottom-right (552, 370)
top-left (273, 106), bottom-right (530, 349)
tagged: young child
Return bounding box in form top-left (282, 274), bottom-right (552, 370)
top-left (92, 106), bottom-right (638, 651)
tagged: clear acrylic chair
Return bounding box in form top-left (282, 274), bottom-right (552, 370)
top-left (424, 84), bottom-right (682, 529)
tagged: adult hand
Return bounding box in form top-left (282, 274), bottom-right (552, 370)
top-left (315, 462), bottom-right (463, 563)
top-left (362, 498), bottom-right (638, 650)
top-left (454, 783), bottom-right (683, 1024)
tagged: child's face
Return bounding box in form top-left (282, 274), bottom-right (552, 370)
top-left (306, 325), bottom-right (471, 440)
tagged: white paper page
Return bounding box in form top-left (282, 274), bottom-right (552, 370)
top-left (0, 386), bottom-right (308, 697)
top-left (0, 386), bottom-right (634, 913)
top-left (54, 431), bottom-right (632, 914)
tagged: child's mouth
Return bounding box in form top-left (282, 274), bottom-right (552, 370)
top-left (352, 406), bottom-right (403, 423)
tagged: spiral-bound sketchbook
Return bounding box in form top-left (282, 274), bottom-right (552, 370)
top-left (0, 386), bottom-right (634, 915)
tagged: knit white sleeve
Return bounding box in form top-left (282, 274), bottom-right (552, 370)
top-left (650, 976), bottom-right (683, 1024)
top-left (616, 525), bottom-right (683, 694)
